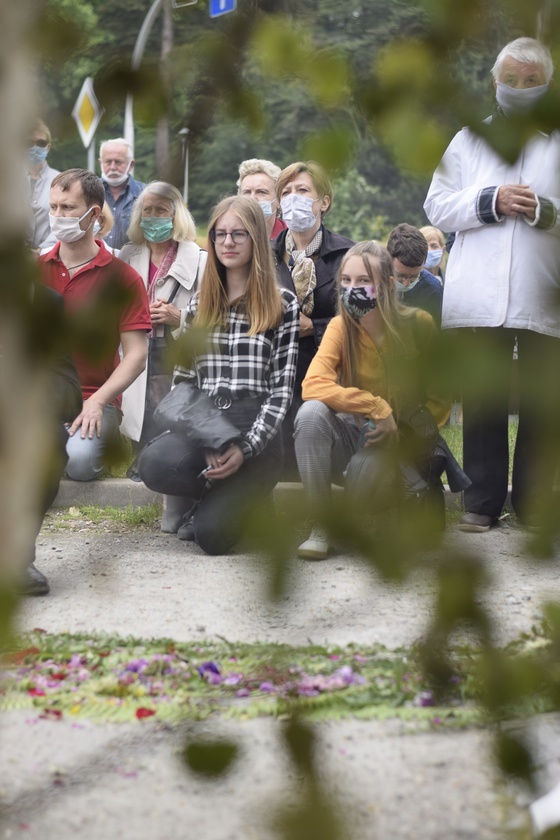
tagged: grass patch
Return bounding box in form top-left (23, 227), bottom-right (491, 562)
top-left (4, 628), bottom-right (555, 728)
top-left (43, 503), bottom-right (162, 532)
top-left (0, 630), bottom-right (483, 727)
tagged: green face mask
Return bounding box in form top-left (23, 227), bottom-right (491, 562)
top-left (140, 217), bottom-right (174, 243)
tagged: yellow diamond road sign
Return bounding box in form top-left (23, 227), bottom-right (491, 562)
top-left (72, 77), bottom-right (103, 148)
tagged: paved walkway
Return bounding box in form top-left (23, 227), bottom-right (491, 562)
top-left (1, 481), bottom-right (559, 839)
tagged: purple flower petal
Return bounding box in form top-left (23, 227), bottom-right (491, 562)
top-left (235, 688), bottom-right (251, 698)
top-left (197, 661), bottom-right (221, 678)
top-left (415, 691), bottom-right (435, 707)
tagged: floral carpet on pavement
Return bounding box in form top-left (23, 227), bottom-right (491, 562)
top-left (0, 630), bottom-right (480, 726)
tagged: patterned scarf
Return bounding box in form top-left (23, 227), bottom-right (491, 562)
top-left (286, 228), bottom-right (323, 316)
top-left (148, 240), bottom-right (179, 304)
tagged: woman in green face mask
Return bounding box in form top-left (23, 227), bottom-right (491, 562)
top-left (119, 182), bottom-right (207, 519)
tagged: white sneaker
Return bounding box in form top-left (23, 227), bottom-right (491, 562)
top-left (297, 527), bottom-right (330, 560)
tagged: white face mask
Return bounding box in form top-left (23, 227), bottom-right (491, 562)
top-left (49, 208), bottom-right (95, 243)
top-left (395, 277), bottom-right (420, 294)
top-left (495, 81), bottom-right (549, 117)
top-left (280, 194), bottom-right (321, 233)
top-left (103, 163), bottom-right (130, 187)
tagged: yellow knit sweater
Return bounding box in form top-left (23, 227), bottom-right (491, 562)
top-left (301, 311), bottom-right (451, 428)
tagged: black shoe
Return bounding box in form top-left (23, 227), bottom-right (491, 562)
top-left (18, 563), bottom-right (50, 596)
top-left (458, 512), bottom-right (496, 533)
top-left (126, 460), bottom-right (142, 483)
top-left (177, 516), bottom-right (196, 541)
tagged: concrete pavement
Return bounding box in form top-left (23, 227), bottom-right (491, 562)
top-left (1, 482), bottom-right (558, 839)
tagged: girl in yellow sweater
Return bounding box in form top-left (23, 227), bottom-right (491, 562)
top-left (294, 240), bottom-right (451, 559)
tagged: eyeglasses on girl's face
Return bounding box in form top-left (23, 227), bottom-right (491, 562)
top-left (29, 138), bottom-right (49, 148)
top-left (210, 229), bottom-right (250, 245)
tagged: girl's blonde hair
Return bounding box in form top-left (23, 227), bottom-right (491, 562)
top-left (337, 241), bottom-right (414, 387)
top-left (196, 195), bottom-right (283, 336)
top-left (419, 225), bottom-right (445, 248)
top-left (127, 181), bottom-right (197, 244)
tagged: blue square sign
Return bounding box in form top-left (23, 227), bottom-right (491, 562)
top-left (209, 0), bottom-right (236, 17)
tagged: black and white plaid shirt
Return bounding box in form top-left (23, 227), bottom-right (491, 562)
top-left (173, 288), bottom-right (299, 459)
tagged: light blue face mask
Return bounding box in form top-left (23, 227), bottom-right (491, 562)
top-left (496, 81), bottom-right (549, 117)
top-left (27, 146), bottom-right (48, 165)
top-left (395, 277), bottom-right (420, 294)
top-left (140, 217), bottom-right (174, 243)
top-left (424, 248), bottom-right (443, 271)
top-left (258, 199), bottom-right (274, 219)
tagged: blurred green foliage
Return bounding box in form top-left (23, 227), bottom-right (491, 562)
top-left (34, 0), bottom-right (540, 234)
top-left (3, 0), bottom-right (558, 827)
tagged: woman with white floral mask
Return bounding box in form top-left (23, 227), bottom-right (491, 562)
top-left (271, 160), bottom-right (354, 479)
top-left (293, 240), bottom-right (452, 560)
top-left (119, 182), bottom-right (207, 523)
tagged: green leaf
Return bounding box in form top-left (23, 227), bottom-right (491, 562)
top-left (183, 739), bottom-right (239, 778)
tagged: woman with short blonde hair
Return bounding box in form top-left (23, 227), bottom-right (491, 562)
top-left (271, 160), bottom-right (354, 478)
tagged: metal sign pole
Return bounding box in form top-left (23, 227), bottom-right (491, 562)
top-left (124, 0), bottom-right (165, 155)
top-left (178, 127), bottom-right (190, 204)
top-left (87, 141), bottom-right (96, 174)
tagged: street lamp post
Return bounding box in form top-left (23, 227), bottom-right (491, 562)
top-left (124, 0), bottom-right (165, 155)
top-left (178, 127), bottom-right (190, 204)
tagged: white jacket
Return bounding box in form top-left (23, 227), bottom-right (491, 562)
top-left (424, 123), bottom-right (560, 337)
top-left (119, 239), bottom-right (207, 440)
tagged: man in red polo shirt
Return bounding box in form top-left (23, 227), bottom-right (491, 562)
top-left (39, 168), bottom-right (151, 480)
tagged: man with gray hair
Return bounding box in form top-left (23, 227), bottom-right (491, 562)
top-left (99, 137), bottom-right (145, 250)
top-left (237, 158), bottom-right (287, 239)
top-left (424, 37), bottom-right (560, 533)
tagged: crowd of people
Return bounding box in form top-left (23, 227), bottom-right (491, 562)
top-left (18, 35), bottom-right (560, 594)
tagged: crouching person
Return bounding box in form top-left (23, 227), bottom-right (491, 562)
top-left (138, 196), bottom-right (299, 555)
top-left (294, 241), bottom-right (458, 560)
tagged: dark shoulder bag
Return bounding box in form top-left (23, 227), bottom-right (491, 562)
top-left (153, 382), bottom-right (242, 453)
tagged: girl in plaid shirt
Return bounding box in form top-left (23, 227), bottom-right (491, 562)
top-left (139, 196), bottom-right (299, 554)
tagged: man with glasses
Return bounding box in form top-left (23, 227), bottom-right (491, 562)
top-left (26, 118), bottom-right (60, 251)
top-left (99, 138), bottom-right (145, 250)
top-left (386, 223), bottom-right (443, 327)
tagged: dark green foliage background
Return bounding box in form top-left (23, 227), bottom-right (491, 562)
top-left (35, 0), bottom-right (530, 237)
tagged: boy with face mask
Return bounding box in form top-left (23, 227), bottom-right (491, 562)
top-left (386, 223), bottom-right (443, 328)
top-left (26, 118), bottom-right (60, 251)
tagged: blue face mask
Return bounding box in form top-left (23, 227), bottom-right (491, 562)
top-left (27, 146), bottom-right (48, 165)
top-left (140, 217), bottom-right (174, 243)
top-left (258, 200), bottom-right (274, 219)
top-left (424, 249), bottom-right (443, 271)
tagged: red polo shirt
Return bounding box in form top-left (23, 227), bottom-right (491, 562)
top-left (39, 241), bottom-right (151, 408)
top-left (271, 217), bottom-right (287, 239)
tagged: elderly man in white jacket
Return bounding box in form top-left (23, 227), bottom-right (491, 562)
top-left (424, 37), bottom-right (560, 533)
